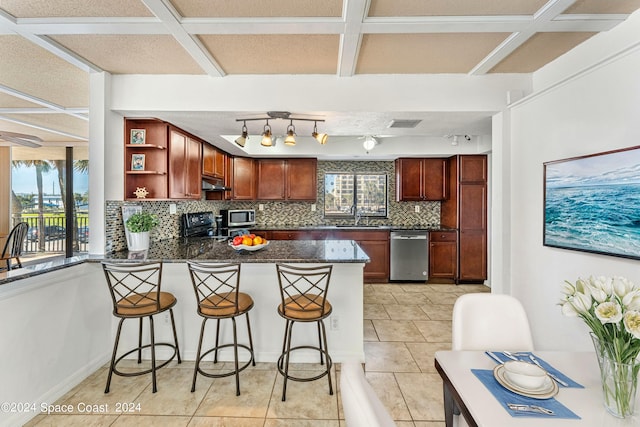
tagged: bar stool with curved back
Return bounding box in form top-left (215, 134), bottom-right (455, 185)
top-left (102, 261), bottom-right (181, 393)
top-left (0, 222), bottom-right (28, 271)
top-left (187, 261), bottom-right (255, 395)
top-left (275, 263), bottom-right (333, 401)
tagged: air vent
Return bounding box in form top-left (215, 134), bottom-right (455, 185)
top-left (388, 119), bottom-right (421, 129)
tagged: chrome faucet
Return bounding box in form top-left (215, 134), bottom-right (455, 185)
top-left (354, 208), bottom-right (363, 226)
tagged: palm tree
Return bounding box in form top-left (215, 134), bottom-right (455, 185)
top-left (12, 160), bottom-right (52, 250)
top-left (51, 159), bottom-right (89, 251)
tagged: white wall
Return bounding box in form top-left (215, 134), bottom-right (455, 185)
top-left (0, 263), bottom-right (111, 427)
top-left (506, 10), bottom-right (640, 351)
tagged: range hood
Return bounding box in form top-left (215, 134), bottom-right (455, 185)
top-left (202, 179), bottom-right (231, 191)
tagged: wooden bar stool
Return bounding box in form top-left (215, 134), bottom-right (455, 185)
top-left (102, 261), bottom-right (181, 393)
top-left (275, 263), bottom-right (333, 401)
top-left (187, 261), bottom-right (255, 395)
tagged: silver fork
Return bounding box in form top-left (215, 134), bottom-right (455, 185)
top-left (507, 403), bottom-right (555, 415)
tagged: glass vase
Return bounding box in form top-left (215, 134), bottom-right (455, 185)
top-left (591, 333), bottom-right (640, 418)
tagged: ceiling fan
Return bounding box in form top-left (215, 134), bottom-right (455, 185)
top-left (0, 131), bottom-right (42, 148)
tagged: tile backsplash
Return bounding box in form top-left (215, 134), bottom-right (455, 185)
top-left (105, 160), bottom-right (440, 252)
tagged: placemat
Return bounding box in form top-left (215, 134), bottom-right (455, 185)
top-left (472, 369), bottom-right (581, 419)
top-left (485, 351), bottom-right (584, 388)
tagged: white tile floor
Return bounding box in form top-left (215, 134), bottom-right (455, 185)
top-left (25, 282), bottom-right (488, 426)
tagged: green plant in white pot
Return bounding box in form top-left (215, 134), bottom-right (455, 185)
top-left (125, 211), bottom-right (159, 251)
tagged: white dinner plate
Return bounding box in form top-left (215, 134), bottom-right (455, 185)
top-left (493, 365), bottom-right (558, 399)
top-left (229, 240), bottom-right (270, 251)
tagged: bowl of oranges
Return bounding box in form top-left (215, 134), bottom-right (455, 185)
top-left (229, 233), bottom-right (269, 252)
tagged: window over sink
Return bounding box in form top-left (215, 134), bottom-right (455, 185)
top-left (324, 172), bottom-right (387, 218)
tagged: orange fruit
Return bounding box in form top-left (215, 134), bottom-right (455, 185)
top-left (242, 236), bottom-right (253, 246)
top-left (252, 236), bottom-right (263, 245)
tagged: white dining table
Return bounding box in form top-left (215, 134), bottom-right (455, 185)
top-left (434, 350), bottom-right (640, 427)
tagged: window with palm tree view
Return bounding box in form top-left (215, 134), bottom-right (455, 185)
top-left (324, 172), bottom-right (387, 218)
top-left (10, 146), bottom-right (89, 261)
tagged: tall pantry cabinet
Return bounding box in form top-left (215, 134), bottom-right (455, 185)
top-left (441, 155), bottom-right (488, 283)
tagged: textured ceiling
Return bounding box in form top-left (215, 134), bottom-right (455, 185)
top-left (0, 0), bottom-right (639, 155)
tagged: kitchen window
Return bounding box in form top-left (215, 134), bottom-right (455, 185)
top-left (324, 172), bottom-right (387, 218)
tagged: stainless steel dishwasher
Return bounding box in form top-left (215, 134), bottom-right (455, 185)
top-left (390, 230), bottom-right (429, 281)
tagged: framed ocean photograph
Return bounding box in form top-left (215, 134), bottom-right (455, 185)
top-left (544, 145), bottom-right (640, 260)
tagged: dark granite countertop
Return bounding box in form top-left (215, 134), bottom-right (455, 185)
top-left (103, 238), bottom-right (370, 264)
top-left (253, 224), bottom-right (452, 231)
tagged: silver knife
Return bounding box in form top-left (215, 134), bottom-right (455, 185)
top-left (486, 351), bottom-right (504, 364)
top-left (529, 354), bottom-right (569, 387)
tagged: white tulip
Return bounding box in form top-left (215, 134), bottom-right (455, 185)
top-left (623, 311), bottom-right (640, 339)
top-left (595, 301), bottom-right (623, 324)
top-left (561, 301), bottom-right (579, 317)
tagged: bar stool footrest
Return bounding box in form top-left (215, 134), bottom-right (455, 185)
top-left (112, 343), bottom-right (179, 377)
top-left (277, 345), bottom-right (333, 382)
top-left (196, 343), bottom-right (255, 379)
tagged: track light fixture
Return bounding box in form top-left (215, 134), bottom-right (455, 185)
top-left (261, 121), bottom-right (273, 147)
top-left (234, 121), bottom-right (248, 147)
top-left (284, 121), bottom-right (296, 146)
top-left (235, 112), bottom-right (327, 148)
top-left (312, 121), bottom-right (328, 145)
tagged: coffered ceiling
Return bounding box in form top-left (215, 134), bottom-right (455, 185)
top-left (1, 0), bottom-right (639, 156)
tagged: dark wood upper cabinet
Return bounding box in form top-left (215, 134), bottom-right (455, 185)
top-left (168, 127), bottom-right (202, 200)
top-left (231, 157), bottom-right (256, 200)
top-left (255, 158), bottom-right (317, 201)
top-left (286, 158), bottom-right (317, 201)
top-left (257, 159), bottom-right (286, 199)
top-left (395, 158), bottom-right (448, 201)
top-left (202, 143), bottom-right (225, 179)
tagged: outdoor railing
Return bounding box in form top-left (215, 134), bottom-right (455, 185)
top-left (10, 215), bottom-right (89, 254)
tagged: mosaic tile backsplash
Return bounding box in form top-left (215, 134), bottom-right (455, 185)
top-left (105, 160), bottom-right (441, 252)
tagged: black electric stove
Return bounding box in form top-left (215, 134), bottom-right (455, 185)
top-left (181, 211), bottom-right (215, 237)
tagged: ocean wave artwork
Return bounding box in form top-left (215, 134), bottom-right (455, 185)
top-left (544, 146), bottom-right (640, 260)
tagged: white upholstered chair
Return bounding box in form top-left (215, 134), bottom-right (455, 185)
top-left (452, 293), bottom-right (534, 352)
top-left (340, 361), bottom-right (396, 427)
top-left (451, 293), bottom-right (534, 427)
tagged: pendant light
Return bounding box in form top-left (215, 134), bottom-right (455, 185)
top-left (235, 121), bottom-right (248, 147)
top-left (284, 121), bottom-right (296, 146)
top-left (261, 121), bottom-right (273, 147)
top-left (312, 121), bottom-right (328, 145)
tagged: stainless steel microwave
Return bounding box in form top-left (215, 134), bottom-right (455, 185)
top-left (220, 209), bottom-right (256, 228)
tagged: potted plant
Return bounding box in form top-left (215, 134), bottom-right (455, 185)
top-left (125, 211), bottom-right (159, 251)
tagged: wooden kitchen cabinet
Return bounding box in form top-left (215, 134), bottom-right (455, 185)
top-left (231, 157), bottom-right (256, 200)
top-left (332, 230), bottom-right (389, 283)
top-left (124, 119), bottom-right (168, 200)
top-left (168, 127), bottom-right (202, 199)
top-left (257, 159), bottom-right (286, 199)
top-left (256, 158), bottom-right (317, 201)
top-left (286, 158), bottom-right (317, 200)
top-left (266, 228), bottom-right (390, 282)
top-left (395, 158), bottom-right (448, 201)
top-left (202, 142), bottom-right (225, 179)
top-left (441, 155), bottom-right (487, 283)
top-left (429, 231), bottom-right (457, 281)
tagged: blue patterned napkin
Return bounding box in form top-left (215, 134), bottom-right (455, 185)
top-left (485, 351), bottom-right (584, 388)
top-left (472, 369), bottom-right (581, 419)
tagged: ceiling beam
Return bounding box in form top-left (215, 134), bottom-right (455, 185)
top-left (0, 85), bottom-right (89, 121)
top-left (469, 0), bottom-right (580, 75)
top-left (0, 9), bottom-right (102, 73)
top-left (142, 0), bottom-right (225, 77)
top-left (337, 0), bottom-right (369, 77)
top-left (0, 115), bottom-right (87, 141)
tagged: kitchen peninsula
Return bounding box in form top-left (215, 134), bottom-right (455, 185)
top-left (103, 238), bottom-right (369, 364)
top-left (0, 239), bottom-right (367, 426)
